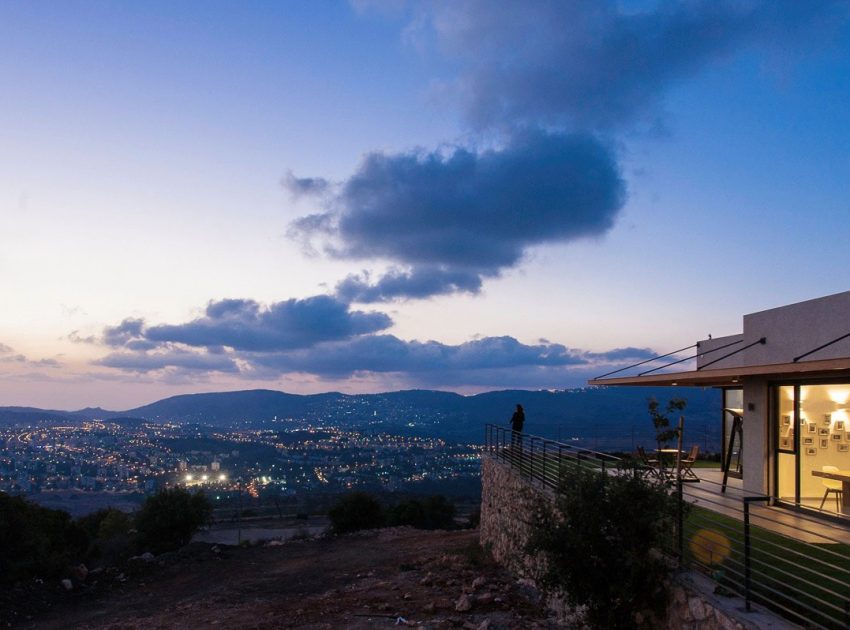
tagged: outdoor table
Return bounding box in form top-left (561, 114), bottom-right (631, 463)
top-left (655, 449), bottom-right (688, 479)
top-left (811, 469), bottom-right (850, 515)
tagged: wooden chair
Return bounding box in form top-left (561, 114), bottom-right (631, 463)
top-left (679, 445), bottom-right (700, 480)
top-left (819, 465), bottom-right (843, 512)
top-left (636, 446), bottom-right (661, 479)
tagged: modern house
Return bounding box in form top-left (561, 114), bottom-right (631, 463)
top-left (589, 290), bottom-right (850, 516)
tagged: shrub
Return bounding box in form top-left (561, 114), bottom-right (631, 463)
top-left (328, 492), bottom-right (384, 534)
top-left (386, 495), bottom-right (456, 530)
top-left (527, 465), bottom-right (680, 629)
top-left (76, 507), bottom-right (133, 565)
top-left (0, 492), bottom-right (88, 585)
top-left (134, 487), bottom-right (212, 554)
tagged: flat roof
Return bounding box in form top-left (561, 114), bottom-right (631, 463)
top-left (588, 356), bottom-right (850, 388)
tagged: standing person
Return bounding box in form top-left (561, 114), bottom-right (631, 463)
top-left (510, 404), bottom-right (525, 449)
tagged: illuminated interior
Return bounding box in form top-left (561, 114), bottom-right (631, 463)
top-left (775, 383), bottom-right (850, 512)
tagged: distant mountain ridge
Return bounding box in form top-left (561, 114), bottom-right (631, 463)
top-left (0, 386), bottom-right (722, 449)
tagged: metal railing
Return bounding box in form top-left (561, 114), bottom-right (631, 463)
top-left (485, 424), bottom-right (626, 490)
top-left (485, 424), bottom-right (850, 630)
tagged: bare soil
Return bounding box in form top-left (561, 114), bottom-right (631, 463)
top-left (15, 528), bottom-right (555, 629)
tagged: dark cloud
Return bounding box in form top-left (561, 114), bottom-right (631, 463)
top-left (102, 296), bottom-right (393, 352)
top-left (250, 334), bottom-right (585, 377)
top-left (335, 266), bottom-right (483, 303)
top-left (292, 129), bottom-right (625, 300)
top-left (97, 349), bottom-right (240, 373)
top-left (94, 307), bottom-right (665, 388)
top-left (423, 0), bottom-right (848, 131)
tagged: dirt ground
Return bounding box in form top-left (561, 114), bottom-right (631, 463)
top-left (14, 528), bottom-right (556, 629)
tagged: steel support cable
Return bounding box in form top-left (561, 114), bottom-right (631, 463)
top-left (639, 337), bottom-right (745, 376)
top-left (794, 331), bottom-right (850, 362)
top-left (698, 336), bottom-right (766, 370)
top-left (594, 343), bottom-right (698, 380)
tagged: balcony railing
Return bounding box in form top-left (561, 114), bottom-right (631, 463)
top-left (485, 424), bottom-right (850, 630)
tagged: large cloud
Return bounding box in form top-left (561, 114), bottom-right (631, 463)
top-left (421, 0), bottom-right (848, 130)
top-left (102, 296), bottom-right (393, 352)
top-left (287, 0), bottom-right (847, 303)
top-left (250, 335), bottom-right (587, 377)
top-left (290, 129), bottom-right (625, 301)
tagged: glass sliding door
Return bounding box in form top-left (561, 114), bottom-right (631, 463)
top-left (798, 384), bottom-right (850, 513)
top-left (774, 381), bottom-right (850, 514)
top-left (776, 385), bottom-right (797, 504)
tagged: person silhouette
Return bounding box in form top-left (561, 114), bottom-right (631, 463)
top-left (510, 404), bottom-right (525, 449)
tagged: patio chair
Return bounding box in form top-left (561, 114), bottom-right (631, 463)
top-left (819, 465), bottom-right (843, 512)
top-left (636, 446), bottom-right (661, 479)
top-left (679, 445), bottom-right (700, 480)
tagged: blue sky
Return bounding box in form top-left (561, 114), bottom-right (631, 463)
top-left (1, 1), bottom-right (849, 409)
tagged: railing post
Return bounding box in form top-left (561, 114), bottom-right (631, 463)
top-left (558, 444), bottom-right (563, 487)
top-left (742, 496), bottom-right (769, 613)
top-left (744, 499), bottom-right (752, 612)
top-left (677, 476), bottom-right (684, 567)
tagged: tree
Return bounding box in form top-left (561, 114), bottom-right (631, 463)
top-left (648, 397), bottom-right (687, 449)
top-left (528, 465), bottom-right (680, 629)
top-left (134, 487), bottom-right (211, 554)
top-left (0, 492), bottom-right (88, 585)
top-left (328, 492), bottom-right (384, 534)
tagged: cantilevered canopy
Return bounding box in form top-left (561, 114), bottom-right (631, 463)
top-left (588, 356), bottom-right (850, 388)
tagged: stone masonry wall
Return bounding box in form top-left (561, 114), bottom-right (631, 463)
top-left (480, 456), bottom-right (789, 629)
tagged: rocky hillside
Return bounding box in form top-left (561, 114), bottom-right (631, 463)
top-left (13, 528), bottom-right (554, 629)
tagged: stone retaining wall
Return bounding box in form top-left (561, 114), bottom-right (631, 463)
top-left (479, 455), bottom-right (790, 629)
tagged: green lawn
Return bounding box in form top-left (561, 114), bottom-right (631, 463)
top-left (682, 504), bottom-right (850, 629)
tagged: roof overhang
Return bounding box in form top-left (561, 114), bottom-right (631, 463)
top-left (588, 356), bottom-right (850, 388)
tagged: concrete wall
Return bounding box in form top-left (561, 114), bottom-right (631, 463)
top-left (744, 291), bottom-right (850, 366)
top-left (742, 378), bottom-right (770, 495)
top-left (696, 291), bottom-right (850, 372)
top-left (697, 334), bottom-right (746, 370)
top-left (480, 456), bottom-right (786, 629)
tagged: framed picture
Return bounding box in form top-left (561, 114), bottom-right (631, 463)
top-left (782, 415), bottom-right (791, 427)
top-left (836, 420), bottom-right (845, 431)
top-left (806, 447), bottom-right (818, 456)
top-left (839, 444), bottom-right (849, 453)
top-left (820, 428), bottom-right (831, 436)
top-left (803, 437), bottom-right (815, 446)
top-left (825, 414), bottom-right (833, 426)
top-left (821, 438), bottom-right (830, 449)
top-left (780, 437), bottom-right (791, 449)
top-left (808, 423), bottom-right (817, 434)
top-left (833, 433), bottom-right (843, 441)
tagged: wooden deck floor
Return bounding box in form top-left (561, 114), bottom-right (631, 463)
top-left (683, 468), bottom-right (850, 545)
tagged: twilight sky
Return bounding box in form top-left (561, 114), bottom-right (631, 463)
top-left (2, 0), bottom-right (849, 409)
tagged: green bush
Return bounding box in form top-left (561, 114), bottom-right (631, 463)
top-left (528, 465), bottom-right (680, 629)
top-left (386, 495), bottom-right (456, 530)
top-left (76, 507), bottom-right (133, 565)
top-left (328, 492), bottom-right (384, 534)
top-left (134, 487), bottom-right (212, 554)
top-left (0, 492), bottom-right (88, 585)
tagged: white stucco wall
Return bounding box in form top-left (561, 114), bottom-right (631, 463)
top-left (696, 291), bottom-right (850, 373)
top-left (695, 333), bottom-right (745, 370)
top-left (743, 290), bottom-right (850, 366)
top-left (742, 378), bottom-right (769, 494)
